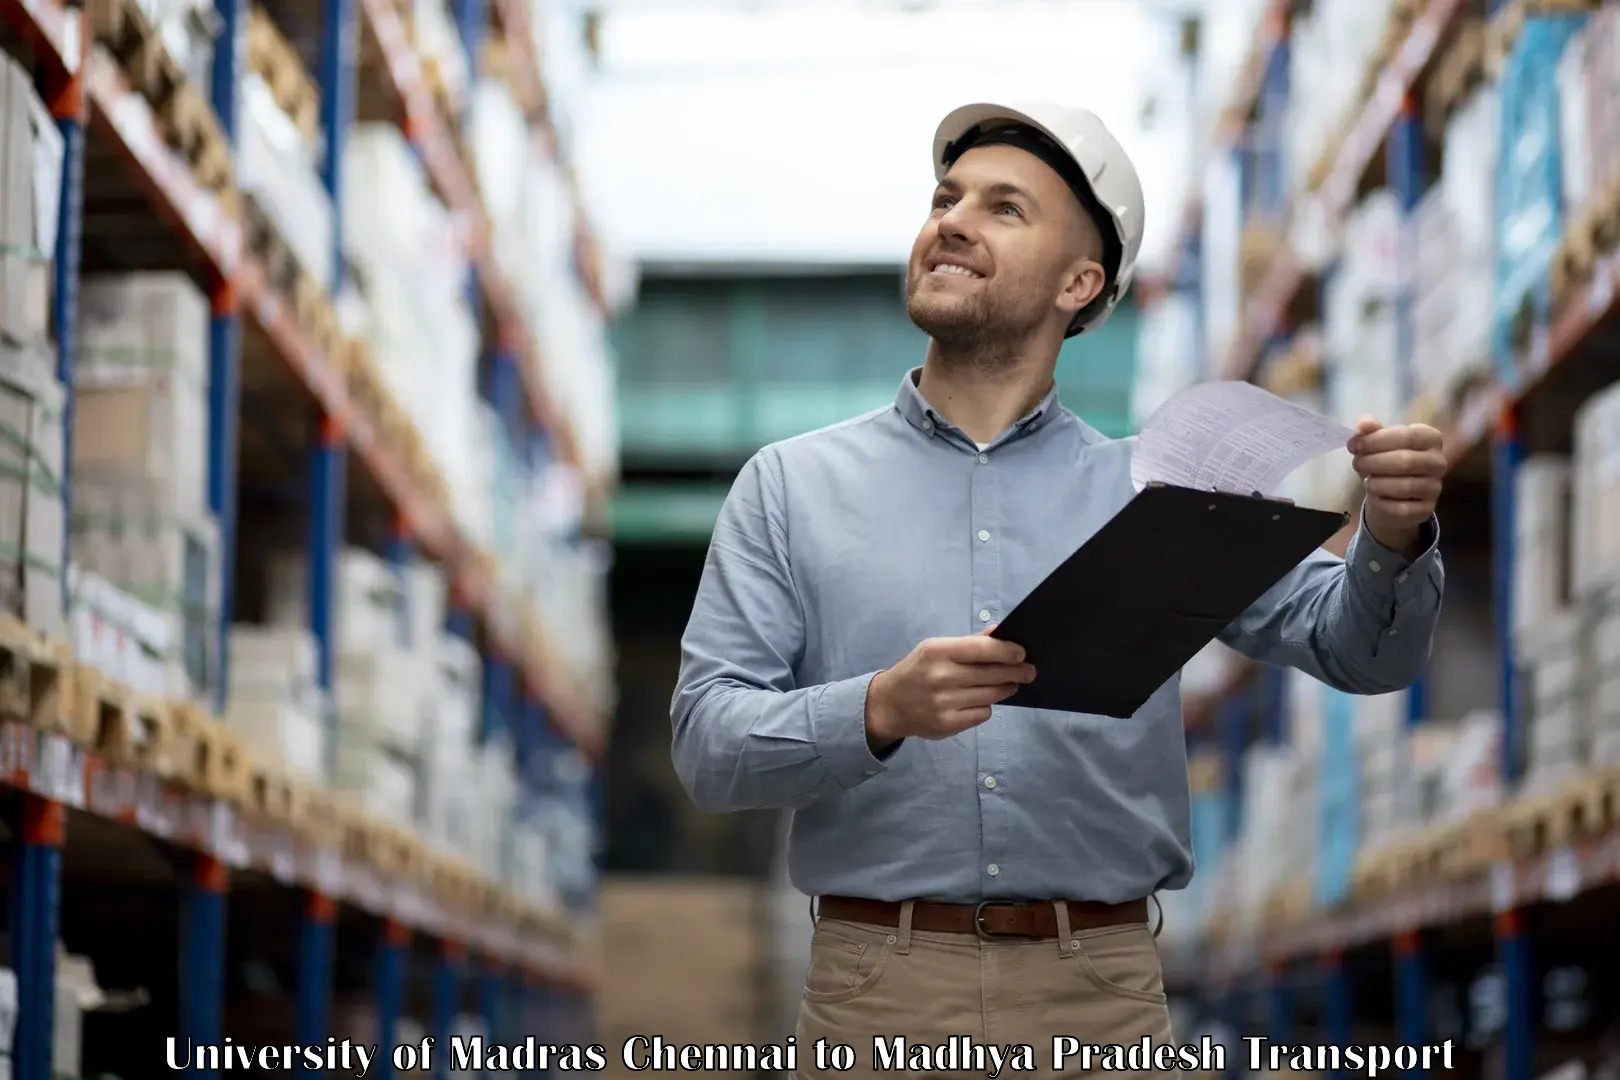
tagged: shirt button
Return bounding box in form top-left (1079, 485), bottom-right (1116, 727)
top-left (986, 863), bottom-right (1000, 877)
top-left (1388, 627), bottom-right (1399, 636)
top-left (978, 609), bottom-right (991, 622)
top-left (983, 776), bottom-right (997, 789)
top-left (978, 453), bottom-right (989, 464)
top-left (1369, 560), bottom-right (1382, 573)
top-left (1396, 572), bottom-right (1409, 584)
top-left (978, 529), bottom-right (990, 542)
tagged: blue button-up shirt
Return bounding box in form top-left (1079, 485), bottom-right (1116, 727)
top-left (671, 370), bottom-right (1444, 904)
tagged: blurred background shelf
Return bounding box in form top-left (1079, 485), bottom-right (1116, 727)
top-left (1148, 0), bottom-right (1620, 1075)
top-left (0, 0), bottom-right (618, 1069)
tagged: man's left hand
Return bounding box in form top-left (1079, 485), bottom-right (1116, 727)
top-left (1347, 416), bottom-right (1446, 557)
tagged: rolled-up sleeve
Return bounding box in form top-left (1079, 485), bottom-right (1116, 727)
top-left (1217, 509), bottom-right (1445, 694)
top-left (671, 450), bottom-right (890, 814)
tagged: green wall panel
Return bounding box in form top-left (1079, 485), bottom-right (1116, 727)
top-left (612, 271), bottom-right (1140, 465)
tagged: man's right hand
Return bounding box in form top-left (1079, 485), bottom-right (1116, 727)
top-left (865, 632), bottom-right (1036, 750)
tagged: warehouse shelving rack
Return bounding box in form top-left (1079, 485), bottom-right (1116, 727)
top-left (1168, 0), bottom-right (1620, 1076)
top-left (0, 0), bottom-right (607, 1074)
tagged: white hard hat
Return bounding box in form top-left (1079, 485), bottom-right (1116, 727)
top-left (932, 101), bottom-right (1145, 335)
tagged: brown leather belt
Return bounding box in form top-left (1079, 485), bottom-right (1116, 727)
top-left (817, 895), bottom-right (1149, 939)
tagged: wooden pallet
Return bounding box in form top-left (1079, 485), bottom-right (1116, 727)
top-left (373, 824), bottom-right (426, 883)
top-left (157, 82), bottom-right (233, 196)
top-left (170, 704), bottom-right (249, 802)
top-left (287, 784), bottom-right (343, 850)
top-left (244, 196), bottom-right (345, 358)
top-left (344, 341), bottom-right (411, 450)
top-left (246, 757), bottom-right (296, 823)
top-left (1262, 875), bottom-right (1315, 929)
top-left (246, 7), bottom-right (319, 141)
top-left (76, 667), bottom-right (178, 778)
top-left (1553, 186), bottom-right (1620, 308)
top-left (88, 0), bottom-right (156, 75)
top-left (89, 0), bottom-right (236, 203)
top-left (0, 614), bottom-right (71, 737)
top-left (1504, 770), bottom-right (1620, 859)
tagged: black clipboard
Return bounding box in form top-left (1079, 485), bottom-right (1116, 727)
top-left (988, 483), bottom-right (1349, 718)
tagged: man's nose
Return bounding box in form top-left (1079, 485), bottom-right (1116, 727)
top-left (936, 202), bottom-right (980, 245)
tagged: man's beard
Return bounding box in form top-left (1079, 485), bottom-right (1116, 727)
top-left (905, 272), bottom-right (1044, 364)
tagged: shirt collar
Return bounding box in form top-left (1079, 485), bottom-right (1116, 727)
top-left (892, 366), bottom-right (1063, 446)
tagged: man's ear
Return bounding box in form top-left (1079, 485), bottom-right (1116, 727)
top-left (1057, 259), bottom-right (1107, 319)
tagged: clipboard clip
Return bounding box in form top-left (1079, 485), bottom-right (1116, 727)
top-left (1144, 481), bottom-right (1298, 507)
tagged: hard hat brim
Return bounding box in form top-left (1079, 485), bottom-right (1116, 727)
top-left (932, 102), bottom-right (1129, 249)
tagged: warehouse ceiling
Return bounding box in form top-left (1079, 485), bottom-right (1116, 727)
top-left (553, 0), bottom-right (1201, 277)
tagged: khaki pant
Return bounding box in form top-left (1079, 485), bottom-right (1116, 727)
top-left (794, 902), bottom-right (1173, 1079)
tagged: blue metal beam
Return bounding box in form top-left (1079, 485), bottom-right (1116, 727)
top-left (374, 920), bottom-right (408, 1080)
top-left (1494, 412), bottom-right (1525, 784)
top-left (1223, 985), bottom-right (1246, 1080)
top-left (308, 419), bottom-right (347, 691)
top-left (478, 962), bottom-right (502, 1044)
top-left (1217, 696), bottom-right (1247, 841)
top-left (9, 797), bottom-right (64, 1080)
top-left (431, 943), bottom-right (463, 1080)
top-left (207, 297), bottom-right (242, 714)
top-left (1394, 932), bottom-right (1427, 1079)
top-left (180, 856), bottom-right (229, 1080)
top-left (1322, 951), bottom-right (1353, 1080)
top-left (296, 893), bottom-right (336, 1080)
top-left (1267, 965), bottom-right (1292, 1045)
top-left (46, 59), bottom-right (85, 614)
top-left (318, 0), bottom-right (359, 289)
top-left (1498, 911), bottom-right (1534, 1080)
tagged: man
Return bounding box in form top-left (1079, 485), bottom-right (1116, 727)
top-left (671, 101), bottom-right (1446, 1075)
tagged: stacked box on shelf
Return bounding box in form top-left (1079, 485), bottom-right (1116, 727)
top-left (0, 53), bottom-right (62, 352)
top-left (70, 472), bottom-right (220, 701)
top-left (342, 125), bottom-right (481, 504)
top-left (70, 272), bottom-right (217, 699)
top-left (0, 343), bottom-right (65, 639)
top-left (1355, 690), bottom-right (1411, 850)
top-left (224, 624), bottom-right (327, 781)
top-left (1419, 82), bottom-right (1500, 405)
top-left (0, 54), bottom-right (67, 640)
top-left (1515, 457), bottom-right (1575, 642)
top-left (138, 0), bottom-right (219, 90)
top-left (67, 565), bottom-right (170, 695)
top-left (1557, 8), bottom-right (1620, 245)
top-left (238, 73), bottom-right (332, 282)
top-left (266, 547), bottom-right (428, 824)
top-left (419, 631), bottom-right (483, 858)
top-left (1322, 191), bottom-right (1402, 429)
top-left (1285, 0), bottom-right (1399, 196)
top-left (1573, 382), bottom-right (1620, 763)
top-left (1492, 14), bottom-right (1589, 380)
top-left (1229, 740), bottom-right (1313, 937)
top-left (1512, 455), bottom-right (1592, 788)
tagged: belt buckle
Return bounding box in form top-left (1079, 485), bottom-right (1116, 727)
top-left (973, 901), bottom-right (1030, 940)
